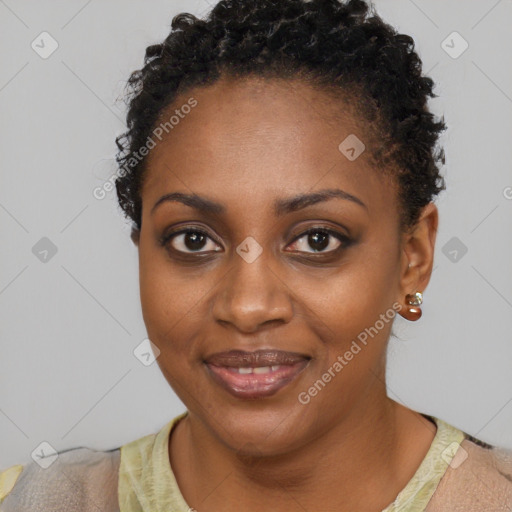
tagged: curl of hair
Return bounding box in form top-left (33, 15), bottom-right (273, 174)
top-left (115, 0), bottom-right (446, 232)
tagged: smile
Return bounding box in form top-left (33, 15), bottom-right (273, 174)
top-left (204, 349), bottom-right (310, 399)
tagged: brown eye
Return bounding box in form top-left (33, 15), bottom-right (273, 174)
top-left (161, 228), bottom-right (221, 254)
top-left (287, 228), bottom-right (350, 254)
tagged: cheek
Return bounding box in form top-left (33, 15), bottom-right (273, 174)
top-left (301, 248), bottom-right (399, 334)
top-left (138, 246), bottom-right (214, 360)
top-left (300, 242), bottom-right (400, 374)
top-left (139, 246), bottom-right (184, 347)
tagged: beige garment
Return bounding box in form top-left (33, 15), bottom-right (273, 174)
top-left (0, 446), bottom-right (120, 511)
top-left (1, 411), bottom-right (512, 511)
top-left (425, 437), bottom-right (512, 511)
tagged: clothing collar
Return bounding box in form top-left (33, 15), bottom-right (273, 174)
top-left (118, 412), bottom-right (465, 512)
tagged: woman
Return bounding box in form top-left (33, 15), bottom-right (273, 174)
top-left (1, 0), bottom-right (511, 510)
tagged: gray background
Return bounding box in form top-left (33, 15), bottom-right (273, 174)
top-left (1, 0), bottom-right (511, 468)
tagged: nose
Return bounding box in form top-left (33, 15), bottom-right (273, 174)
top-left (212, 248), bottom-right (294, 333)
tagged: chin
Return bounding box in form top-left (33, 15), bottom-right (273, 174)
top-left (208, 401), bottom-right (312, 457)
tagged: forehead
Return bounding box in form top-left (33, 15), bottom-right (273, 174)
top-left (141, 76), bottom-right (396, 218)
top-left (146, 75), bottom-right (364, 163)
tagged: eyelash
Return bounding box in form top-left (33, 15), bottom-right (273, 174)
top-left (158, 225), bottom-right (352, 258)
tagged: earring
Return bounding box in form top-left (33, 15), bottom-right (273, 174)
top-left (403, 292), bottom-right (423, 321)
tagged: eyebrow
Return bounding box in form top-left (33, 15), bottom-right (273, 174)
top-left (151, 188), bottom-right (368, 216)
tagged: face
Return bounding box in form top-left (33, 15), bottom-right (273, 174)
top-left (135, 76), bottom-right (427, 456)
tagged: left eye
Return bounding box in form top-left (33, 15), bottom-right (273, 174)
top-left (287, 228), bottom-right (348, 254)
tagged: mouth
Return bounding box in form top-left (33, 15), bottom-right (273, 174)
top-left (204, 349), bottom-right (311, 399)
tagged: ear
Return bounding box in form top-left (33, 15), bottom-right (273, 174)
top-left (131, 226), bottom-right (140, 246)
top-left (397, 202), bottom-right (438, 310)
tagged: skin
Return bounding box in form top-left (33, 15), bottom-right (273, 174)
top-left (131, 76), bottom-right (439, 511)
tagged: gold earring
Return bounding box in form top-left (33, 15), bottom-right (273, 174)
top-left (403, 292), bottom-right (423, 321)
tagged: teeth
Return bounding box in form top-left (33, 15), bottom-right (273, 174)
top-left (253, 366), bottom-right (271, 374)
top-left (235, 365), bottom-right (282, 374)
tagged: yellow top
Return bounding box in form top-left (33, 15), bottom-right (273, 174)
top-left (117, 412), bottom-right (465, 512)
top-left (0, 465), bottom-right (24, 504)
top-left (0, 412), bottom-right (472, 511)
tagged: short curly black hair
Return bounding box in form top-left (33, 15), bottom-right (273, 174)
top-left (115, 0), bottom-right (446, 233)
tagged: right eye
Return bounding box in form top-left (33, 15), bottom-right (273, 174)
top-left (160, 228), bottom-right (222, 255)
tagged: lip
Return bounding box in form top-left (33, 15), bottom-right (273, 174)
top-left (204, 349), bottom-right (311, 399)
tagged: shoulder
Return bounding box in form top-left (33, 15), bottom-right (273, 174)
top-left (0, 415), bottom-right (187, 512)
top-left (427, 431), bottom-right (512, 511)
top-left (458, 437), bottom-right (512, 499)
top-left (0, 446), bottom-right (120, 512)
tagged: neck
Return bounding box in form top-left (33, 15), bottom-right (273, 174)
top-left (170, 389), bottom-right (436, 512)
